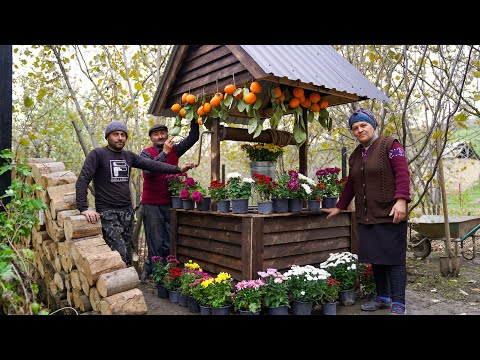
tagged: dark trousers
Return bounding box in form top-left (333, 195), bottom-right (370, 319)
top-left (142, 204), bottom-right (170, 275)
top-left (372, 263), bottom-right (406, 305)
top-left (99, 208), bottom-right (135, 266)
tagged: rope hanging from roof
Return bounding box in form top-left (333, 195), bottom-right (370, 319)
top-left (266, 129), bottom-right (293, 147)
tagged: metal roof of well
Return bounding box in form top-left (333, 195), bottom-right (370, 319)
top-left (240, 45), bottom-right (390, 103)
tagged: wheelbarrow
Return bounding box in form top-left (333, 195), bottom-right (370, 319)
top-left (408, 215), bottom-right (480, 260)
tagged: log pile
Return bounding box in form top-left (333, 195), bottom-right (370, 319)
top-left (20, 158), bottom-right (147, 315)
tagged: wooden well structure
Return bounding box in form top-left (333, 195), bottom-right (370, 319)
top-left (148, 45), bottom-right (389, 280)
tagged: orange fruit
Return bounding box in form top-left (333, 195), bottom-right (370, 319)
top-left (292, 87), bottom-right (304, 98)
top-left (234, 88), bottom-right (243, 100)
top-left (249, 81), bottom-right (262, 94)
top-left (298, 95), bottom-right (306, 103)
top-left (171, 103), bottom-right (181, 113)
top-left (273, 86), bottom-right (282, 98)
top-left (179, 108), bottom-right (186, 117)
top-left (244, 92), bottom-right (257, 105)
top-left (275, 93), bottom-right (285, 104)
top-left (210, 95), bottom-right (221, 107)
top-left (181, 93), bottom-right (189, 104)
top-left (301, 99), bottom-right (312, 108)
top-left (224, 84), bottom-right (236, 95)
top-left (289, 97), bottom-right (300, 108)
top-left (310, 103), bottom-right (320, 112)
top-left (309, 92), bottom-right (321, 103)
top-left (186, 94), bottom-right (196, 104)
top-left (202, 102), bottom-right (211, 113)
top-left (319, 99), bottom-right (329, 109)
top-left (197, 106), bottom-right (206, 116)
top-left (214, 92), bottom-right (224, 101)
top-left (197, 117), bottom-right (203, 125)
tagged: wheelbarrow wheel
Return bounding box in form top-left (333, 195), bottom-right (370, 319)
top-left (461, 236), bottom-right (476, 260)
top-left (410, 234), bottom-right (432, 259)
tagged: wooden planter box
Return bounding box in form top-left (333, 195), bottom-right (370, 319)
top-left (170, 209), bottom-right (357, 281)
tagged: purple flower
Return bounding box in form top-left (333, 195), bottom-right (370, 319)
top-left (191, 190), bottom-right (204, 203)
top-left (180, 188), bottom-right (190, 200)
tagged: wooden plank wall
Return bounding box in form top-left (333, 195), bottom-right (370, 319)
top-left (165, 45), bottom-right (251, 108)
top-left (171, 210), bottom-right (353, 282)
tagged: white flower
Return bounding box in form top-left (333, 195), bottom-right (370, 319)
top-left (301, 183), bottom-right (312, 194)
top-left (298, 173), bottom-right (316, 186)
top-left (227, 172), bottom-right (242, 179)
top-left (243, 177), bottom-right (255, 183)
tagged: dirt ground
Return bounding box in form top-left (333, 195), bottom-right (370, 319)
top-left (137, 248), bottom-right (480, 316)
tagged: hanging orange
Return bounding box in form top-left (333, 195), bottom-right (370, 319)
top-left (249, 81), bottom-right (262, 94)
top-left (210, 95), bottom-right (221, 107)
top-left (171, 103), bottom-right (181, 113)
top-left (244, 92), bottom-right (257, 105)
top-left (202, 102), bottom-right (211, 113)
top-left (224, 84), bottom-right (236, 95)
top-left (179, 108), bottom-right (186, 117)
top-left (197, 106), bottom-right (206, 116)
top-left (186, 94), bottom-right (196, 104)
top-left (292, 87), bottom-right (304, 98)
top-left (289, 97), bottom-right (300, 108)
top-left (309, 92), bottom-right (321, 103)
top-left (181, 93), bottom-right (189, 104)
top-left (319, 99), bottom-right (329, 109)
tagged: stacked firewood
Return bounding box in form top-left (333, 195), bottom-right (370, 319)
top-left (21, 158), bottom-right (147, 315)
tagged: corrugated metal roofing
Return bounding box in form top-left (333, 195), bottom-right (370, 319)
top-left (240, 45), bottom-right (390, 103)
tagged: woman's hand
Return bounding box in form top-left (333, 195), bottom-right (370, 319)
top-left (321, 207), bottom-right (342, 219)
top-left (389, 198), bottom-right (407, 224)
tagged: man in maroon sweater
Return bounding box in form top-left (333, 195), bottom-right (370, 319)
top-left (140, 119), bottom-right (199, 282)
top-left (76, 121), bottom-right (196, 267)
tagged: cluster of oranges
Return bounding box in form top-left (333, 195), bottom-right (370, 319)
top-left (170, 81), bottom-right (263, 125)
top-left (169, 81), bottom-right (328, 125)
top-left (285, 87), bottom-right (328, 112)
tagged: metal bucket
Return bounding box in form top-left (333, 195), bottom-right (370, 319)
top-left (250, 161), bottom-right (276, 181)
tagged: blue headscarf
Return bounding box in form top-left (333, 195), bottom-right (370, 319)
top-left (348, 108), bottom-right (377, 130)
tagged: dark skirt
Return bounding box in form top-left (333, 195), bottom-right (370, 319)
top-left (357, 221), bottom-right (407, 265)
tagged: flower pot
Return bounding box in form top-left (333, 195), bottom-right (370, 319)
top-left (338, 288), bottom-right (356, 306)
top-left (168, 290), bottom-right (180, 303)
top-left (199, 304), bottom-right (212, 315)
top-left (250, 160), bottom-right (276, 181)
top-left (231, 198), bottom-right (249, 214)
top-left (292, 300), bottom-right (313, 315)
top-left (257, 201), bottom-right (273, 214)
top-left (178, 293), bottom-right (189, 307)
top-left (157, 285), bottom-right (169, 299)
top-left (171, 196), bottom-right (183, 209)
top-left (196, 197), bottom-right (211, 211)
top-left (239, 309), bottom-right (261, 315)
top-left (267, 305), bottom-right (289, 315)
top-left (211, 304), bottom-right (231, 315)
top-left (322, 197), bottom-right (338, 209)
top-left (187, 296), bottom-right (200, 313)
top-left (182, 199), bottom-right (195, 210)
top-left (272, 198), bottom-right (288, 213)
top-left (288, 198), bottom-right (303, 212)
top-left (216, 199), bottom-right (230, 213)
top-left (307, 199), bottom-right (321, 212)
top-left (322, 302), bottom-right (337, 315)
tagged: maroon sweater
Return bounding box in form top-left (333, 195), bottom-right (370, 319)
top-left (336, 136), bottom-right (411, 224)
top-left (141, 147), bottom-right (179, 205)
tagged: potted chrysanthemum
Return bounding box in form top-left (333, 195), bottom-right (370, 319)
top-left (225, 172), bottom-right (253, 214)
top-left (257, 268), bottom-right (290, 315)
top-left (232, 279), bottom-right (267, 315)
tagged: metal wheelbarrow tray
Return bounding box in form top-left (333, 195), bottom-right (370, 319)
top-left (408, 215), bottom-right (480, 260)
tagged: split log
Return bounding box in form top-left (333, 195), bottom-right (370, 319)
top-left (78, 271), bottom-right (90, 296)
top-left (78, 294), bottom-right (92, 312)
top-left (50, 192), bottom-right (76, 219)
top-left (66, 290), bottom-right (73, 307)
top-left (58, 242), bottom-right (68, 257)
top-left (35, 252), bottom-right (45, 277)
top-left (64, 273), bottom-right (71, 292)
top-left (46, 183), bottom-right (76, 202)
top-left (40, 171), bottom-right (76, 188)
top-left (89, 287), bottom-right (101, 312)
top-left (70, 270), bottom-right (82, 291)
top-left (72, 289), bottom-right (83, 309)
top-left (42, 239), bottom-right (55, 261)
top-left (64, 215), bottom-right (102, 241)
top-left (57, 209), bottom-right (80, 228)
top-left (60, 255), bottom-right (74, 273)
top-left (96, 267), bottom-right (140, 298)
top-left (54, 271), bottom-right (66, 291)
top-left (99, 288), bottom-right (147, 315)
top-left (82, 251), bottom-right (126, 286)
top-left (69, 236), bottom-right (110, 268)
top-left (30, 162), bottom-right (66, 184)
top-left (28, 157), bottom-right (55, 163)
top-left (33, 229), bottom-right (49, 245)
top-left (54, 256), bottom-right (62, 273)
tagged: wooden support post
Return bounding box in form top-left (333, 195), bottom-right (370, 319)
top-left (299, 108), bottom-right (308, 176)
top-left (211, 118), bottom-right (220, 182)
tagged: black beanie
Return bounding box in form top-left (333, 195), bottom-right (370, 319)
top-left (148, 124), bottom-right (168, 136)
